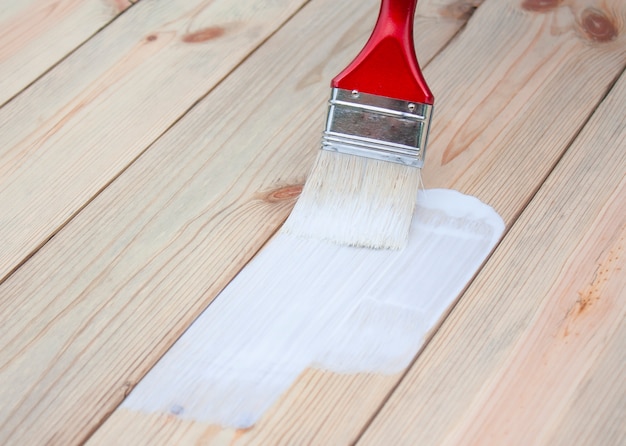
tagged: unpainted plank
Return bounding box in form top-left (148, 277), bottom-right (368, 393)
top-left (359, 70), bottom-right (626, 445)
top-left (0, 0), bottom-right (134, 106)
top-left (551, 317), bottom-right (626, 445)
top-left (0, 0), bottom-right (306, 285)
top-left (90, 0), bottom-right (626, 444)
top-left (0, 0), bottom-right (470, 444)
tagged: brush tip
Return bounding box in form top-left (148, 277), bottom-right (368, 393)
top-left (282, 151), bottom-right (421, 250)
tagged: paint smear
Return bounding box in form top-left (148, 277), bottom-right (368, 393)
top-left (123, 189), bottom-right (504, 428)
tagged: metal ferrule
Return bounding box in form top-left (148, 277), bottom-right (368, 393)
top-left (321, 88), bottom-right (433, 168)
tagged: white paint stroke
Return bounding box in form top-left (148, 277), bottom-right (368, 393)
top-left (123, 189), bottom-right (505, 428)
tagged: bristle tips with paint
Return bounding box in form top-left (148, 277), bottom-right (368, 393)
top-left (282, 151), bottom-right (421, 250)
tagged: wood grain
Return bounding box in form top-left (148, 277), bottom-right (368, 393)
top-left (550, 316), bottom-right (626, 445)
top-left (0, 0), bottom-right (134, 106)
top-left (359, 68), bottom-right (626, 446)
top-left (0, 0), bottom-right (306, 286)
top-left (420, 0), bottom-right (625, 220)
top-left (0, 0), bottom-right (471, 444)
top-left (88, 0), bottom-right (626, 444)
top-left (2, 0), bottom-right (624, 444)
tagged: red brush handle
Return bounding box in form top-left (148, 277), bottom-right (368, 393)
top-left (332, 0), bottom-right (433, 105)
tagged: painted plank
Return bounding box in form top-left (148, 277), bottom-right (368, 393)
top-left (117, 188), bottom-right (504, 428)
top-left (359, 69), bottom-right (626, 446)
top-left (89, 0), bottom-right (626, 444)
top-left (0, 0), bottom-right (306, 285)
top-left (0, 0), bottom-right (134, 106)
top-left (0, 0), bottom-right (470, 444)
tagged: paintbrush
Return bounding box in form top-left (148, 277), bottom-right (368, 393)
top-left (283, 0), bottom-right (433, 249)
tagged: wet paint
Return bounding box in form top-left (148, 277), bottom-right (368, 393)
top-left (123, 189), bottom-right (505, 428)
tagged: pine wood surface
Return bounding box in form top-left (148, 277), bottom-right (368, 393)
top-left (0, 0), bottom-right (624, 445)
top-left (0, 0), bottom-right (135, 106)
top-left (0, 0), bottom-right (307, 285)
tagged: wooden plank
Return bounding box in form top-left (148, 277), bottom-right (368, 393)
top-left (0, 0), bottom-right (134, 106)
top-left (550, 318), bottom-right (626, 445)
top-left (0, 0), bottom-right (469, 444)
top-left (359, 69), bottom-right (626, 445)
top-left (89, 0), bottom-right (626, 444)
top-left (0, 0), bottom-right (307, 285)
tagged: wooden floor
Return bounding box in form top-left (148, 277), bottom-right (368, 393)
top-left (1, 0), bottom-right (624, 444)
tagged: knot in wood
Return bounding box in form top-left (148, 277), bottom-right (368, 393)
top-left (580, 8), bottom-right (618, 42)
top-left (263, 185), bottom-right (303, 203)
top-left (182, 26), bottom-right (226, 43)
top-left (521, 0), bottom-right (562, 13)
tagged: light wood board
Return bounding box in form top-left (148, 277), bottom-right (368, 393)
top-left (0, 0), bottom-right (307, 285)
top-left (360, 68), bottom-right (626, 446)
top-left (89, 0), bottom-right (626, 444)
top-left (0, 0), bottom-right (134, 106)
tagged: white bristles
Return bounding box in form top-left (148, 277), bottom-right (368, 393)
top-left (282, 150), bottom-right (421, 249)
